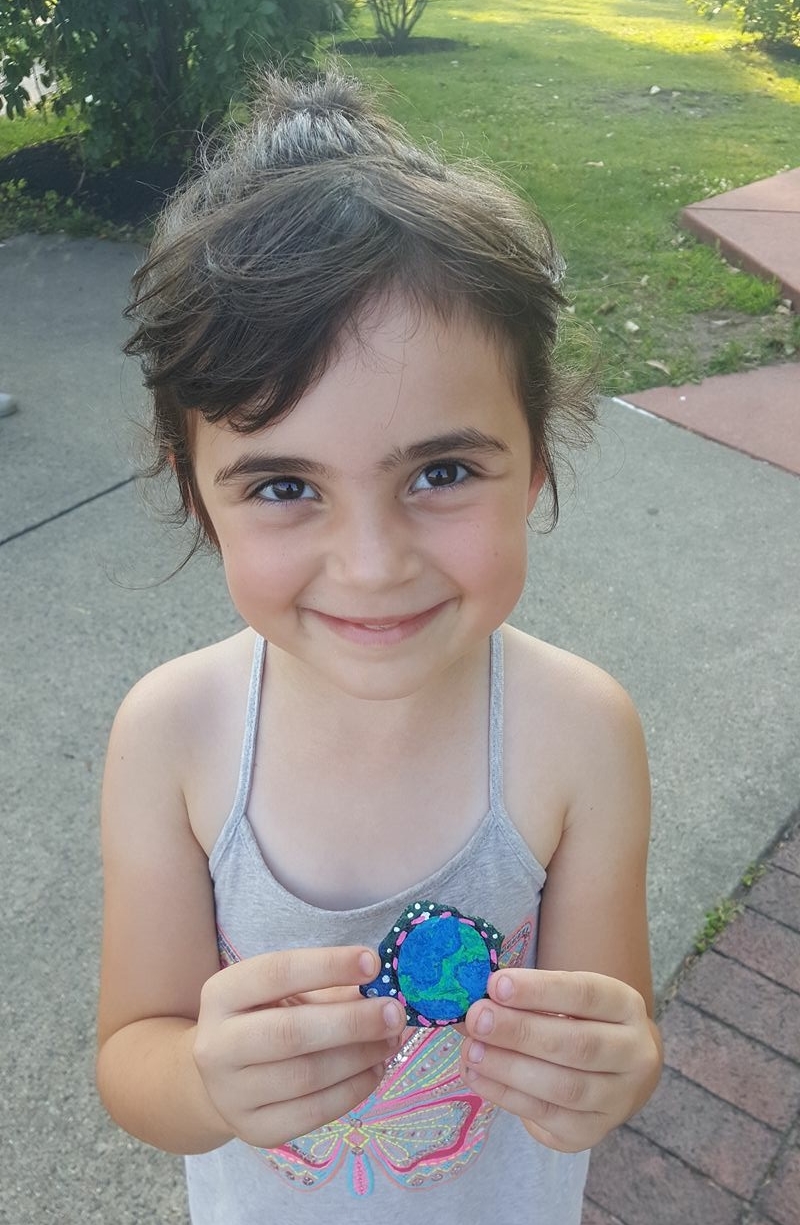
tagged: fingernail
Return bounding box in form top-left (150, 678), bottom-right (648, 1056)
top-left (383, 1001), bottom-right (405, 1031)
top-left (359, 950), bottom-right (378, 977)
top-left (495, 975), bottom-right (513, 1001)
top-left (475, 1008), bottom-right (494, 1036)
top-left (372, 1063), bottom-right (386, 1080)
top-left (468, 1040), bottom-right (485, 1064)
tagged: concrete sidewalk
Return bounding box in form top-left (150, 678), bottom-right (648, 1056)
top-left (1, 233), bottom-right (798, 1223)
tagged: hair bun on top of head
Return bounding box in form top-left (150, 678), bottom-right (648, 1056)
top-left (243, 67), bottom-right (422, 169)
top-left (257, 69), bottom-right (371, 121)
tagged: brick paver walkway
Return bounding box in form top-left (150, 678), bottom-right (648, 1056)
top-left (583, 814), bottom-right (800, 1224)
top-left (680, 167), bottom-right (800, 311)
top-left (619, 168), bottom-right (800, 481)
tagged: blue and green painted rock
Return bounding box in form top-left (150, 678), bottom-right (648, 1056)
top-left (360, 901), bottom-right (504, 1026)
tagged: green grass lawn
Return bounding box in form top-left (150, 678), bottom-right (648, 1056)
top-left (328, 0), bottom-right (800, 390)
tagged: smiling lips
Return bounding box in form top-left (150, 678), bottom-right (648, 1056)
top-left (308, 603), bottom-right (448, 645)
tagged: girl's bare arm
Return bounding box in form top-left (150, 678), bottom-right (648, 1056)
top-left (535, 666), bottom-right (656, 1007)
top-left (96, 666), bottom-right (405, 1155)
top-left (96, 670), bottom-right (235, 1152)
top-left (460, 652), bottom-right (662, 1151)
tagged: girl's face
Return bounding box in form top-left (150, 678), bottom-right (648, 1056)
top-left (191, 298), bottom-right (543, 701)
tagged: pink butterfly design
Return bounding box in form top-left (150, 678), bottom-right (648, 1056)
top-left (217, 917), bottom-right (535, 1195)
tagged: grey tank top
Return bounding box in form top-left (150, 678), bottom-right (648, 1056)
top-left (185, 628), bottom-right (590, 1223)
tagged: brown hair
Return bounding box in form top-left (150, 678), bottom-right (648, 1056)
top-left (124, 68), bottom-right (595, 552)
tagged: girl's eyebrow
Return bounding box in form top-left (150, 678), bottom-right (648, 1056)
top-left (214, 454), bottom-right (332, 486)
top-left (378, 429), bottom-right (511, 471)
top-left (214, 429), bottom-right (510, 486)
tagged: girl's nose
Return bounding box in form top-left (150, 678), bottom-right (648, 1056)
top-left (327, 504), bottom-right (421, 590)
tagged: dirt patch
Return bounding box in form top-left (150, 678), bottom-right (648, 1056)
top-left (0, 138), bottom-right (184, 227)
top-left (596, 89), bottom-right (741, 120)
top-left (655, 308), bottom-right (798, 379)
top-left (335, 36), bottom-right (466, 56)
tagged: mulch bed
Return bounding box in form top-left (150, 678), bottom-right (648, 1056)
top-left (0, 137), bottom-right (184, 227)
top-left (0, 36), bottom-right (469, 227)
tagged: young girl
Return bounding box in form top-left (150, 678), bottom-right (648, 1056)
top-left (98, 70), bottom-right (662, 1223)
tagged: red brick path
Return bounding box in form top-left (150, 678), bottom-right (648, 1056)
top-left (583, 815), bottom-right (800, 1224)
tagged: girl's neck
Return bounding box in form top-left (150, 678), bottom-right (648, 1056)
top-left (243, 632), bottom-right (495, 909)
top-left (261, 635), bottom-right (492, 754)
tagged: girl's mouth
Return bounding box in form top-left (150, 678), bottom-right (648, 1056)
top-left (308, 603), bottom-right (448, 645)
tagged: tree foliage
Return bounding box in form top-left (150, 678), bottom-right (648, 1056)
top-left (0, 0), bottom-right (350, 167)
top-left (689, 0), bottom-right (800, 50)
top-left (364, 0), bottom-right (430, 46)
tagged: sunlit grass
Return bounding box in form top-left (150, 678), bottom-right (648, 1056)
top-left (446, 0), bottom-right (740, 51)
top-left (0, 106), bottom-right (78, 158)
top-left (330, 0), bottom-right (800, 389)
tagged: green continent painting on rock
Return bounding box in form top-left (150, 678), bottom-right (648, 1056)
top-left (397, 918), bottom-right (493, 1021)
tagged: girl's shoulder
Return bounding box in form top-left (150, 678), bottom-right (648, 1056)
top-left (106, 630), bottom-right (256, 818)
top-left (112, 628), bottom-right (254, 733)
top-left (501, 624), bottom-right (647, 863)
top-left (503, 622), bottom-right (640, 727)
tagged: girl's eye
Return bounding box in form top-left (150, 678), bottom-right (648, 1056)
top-left (412, 462), bottom-right (471, 492)
top-left (254, 478), bottom-right (316, 503)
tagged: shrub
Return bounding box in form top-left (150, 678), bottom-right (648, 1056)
top-left (0, 0), bottom-right (350, 168)
top-left (690, 0), bottom-right (800, 51)
top-left (364, 0), bottom-right (431, 46)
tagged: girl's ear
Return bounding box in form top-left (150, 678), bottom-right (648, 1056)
top-left (527, 465), bottom-right (546, 516)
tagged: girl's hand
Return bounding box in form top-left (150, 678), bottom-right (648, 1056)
top-left (192, 946), bottom-right (407, 1149)
top-left (460, 968), bottom-right (662, 1153)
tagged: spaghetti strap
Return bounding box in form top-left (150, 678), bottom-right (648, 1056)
top-left (488, 628), bottom-right (505, 812)
top-left (230, 635), bottom-right (267, 821)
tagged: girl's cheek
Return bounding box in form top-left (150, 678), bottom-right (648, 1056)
top-left (224, 539), bottom-right (309, 602)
